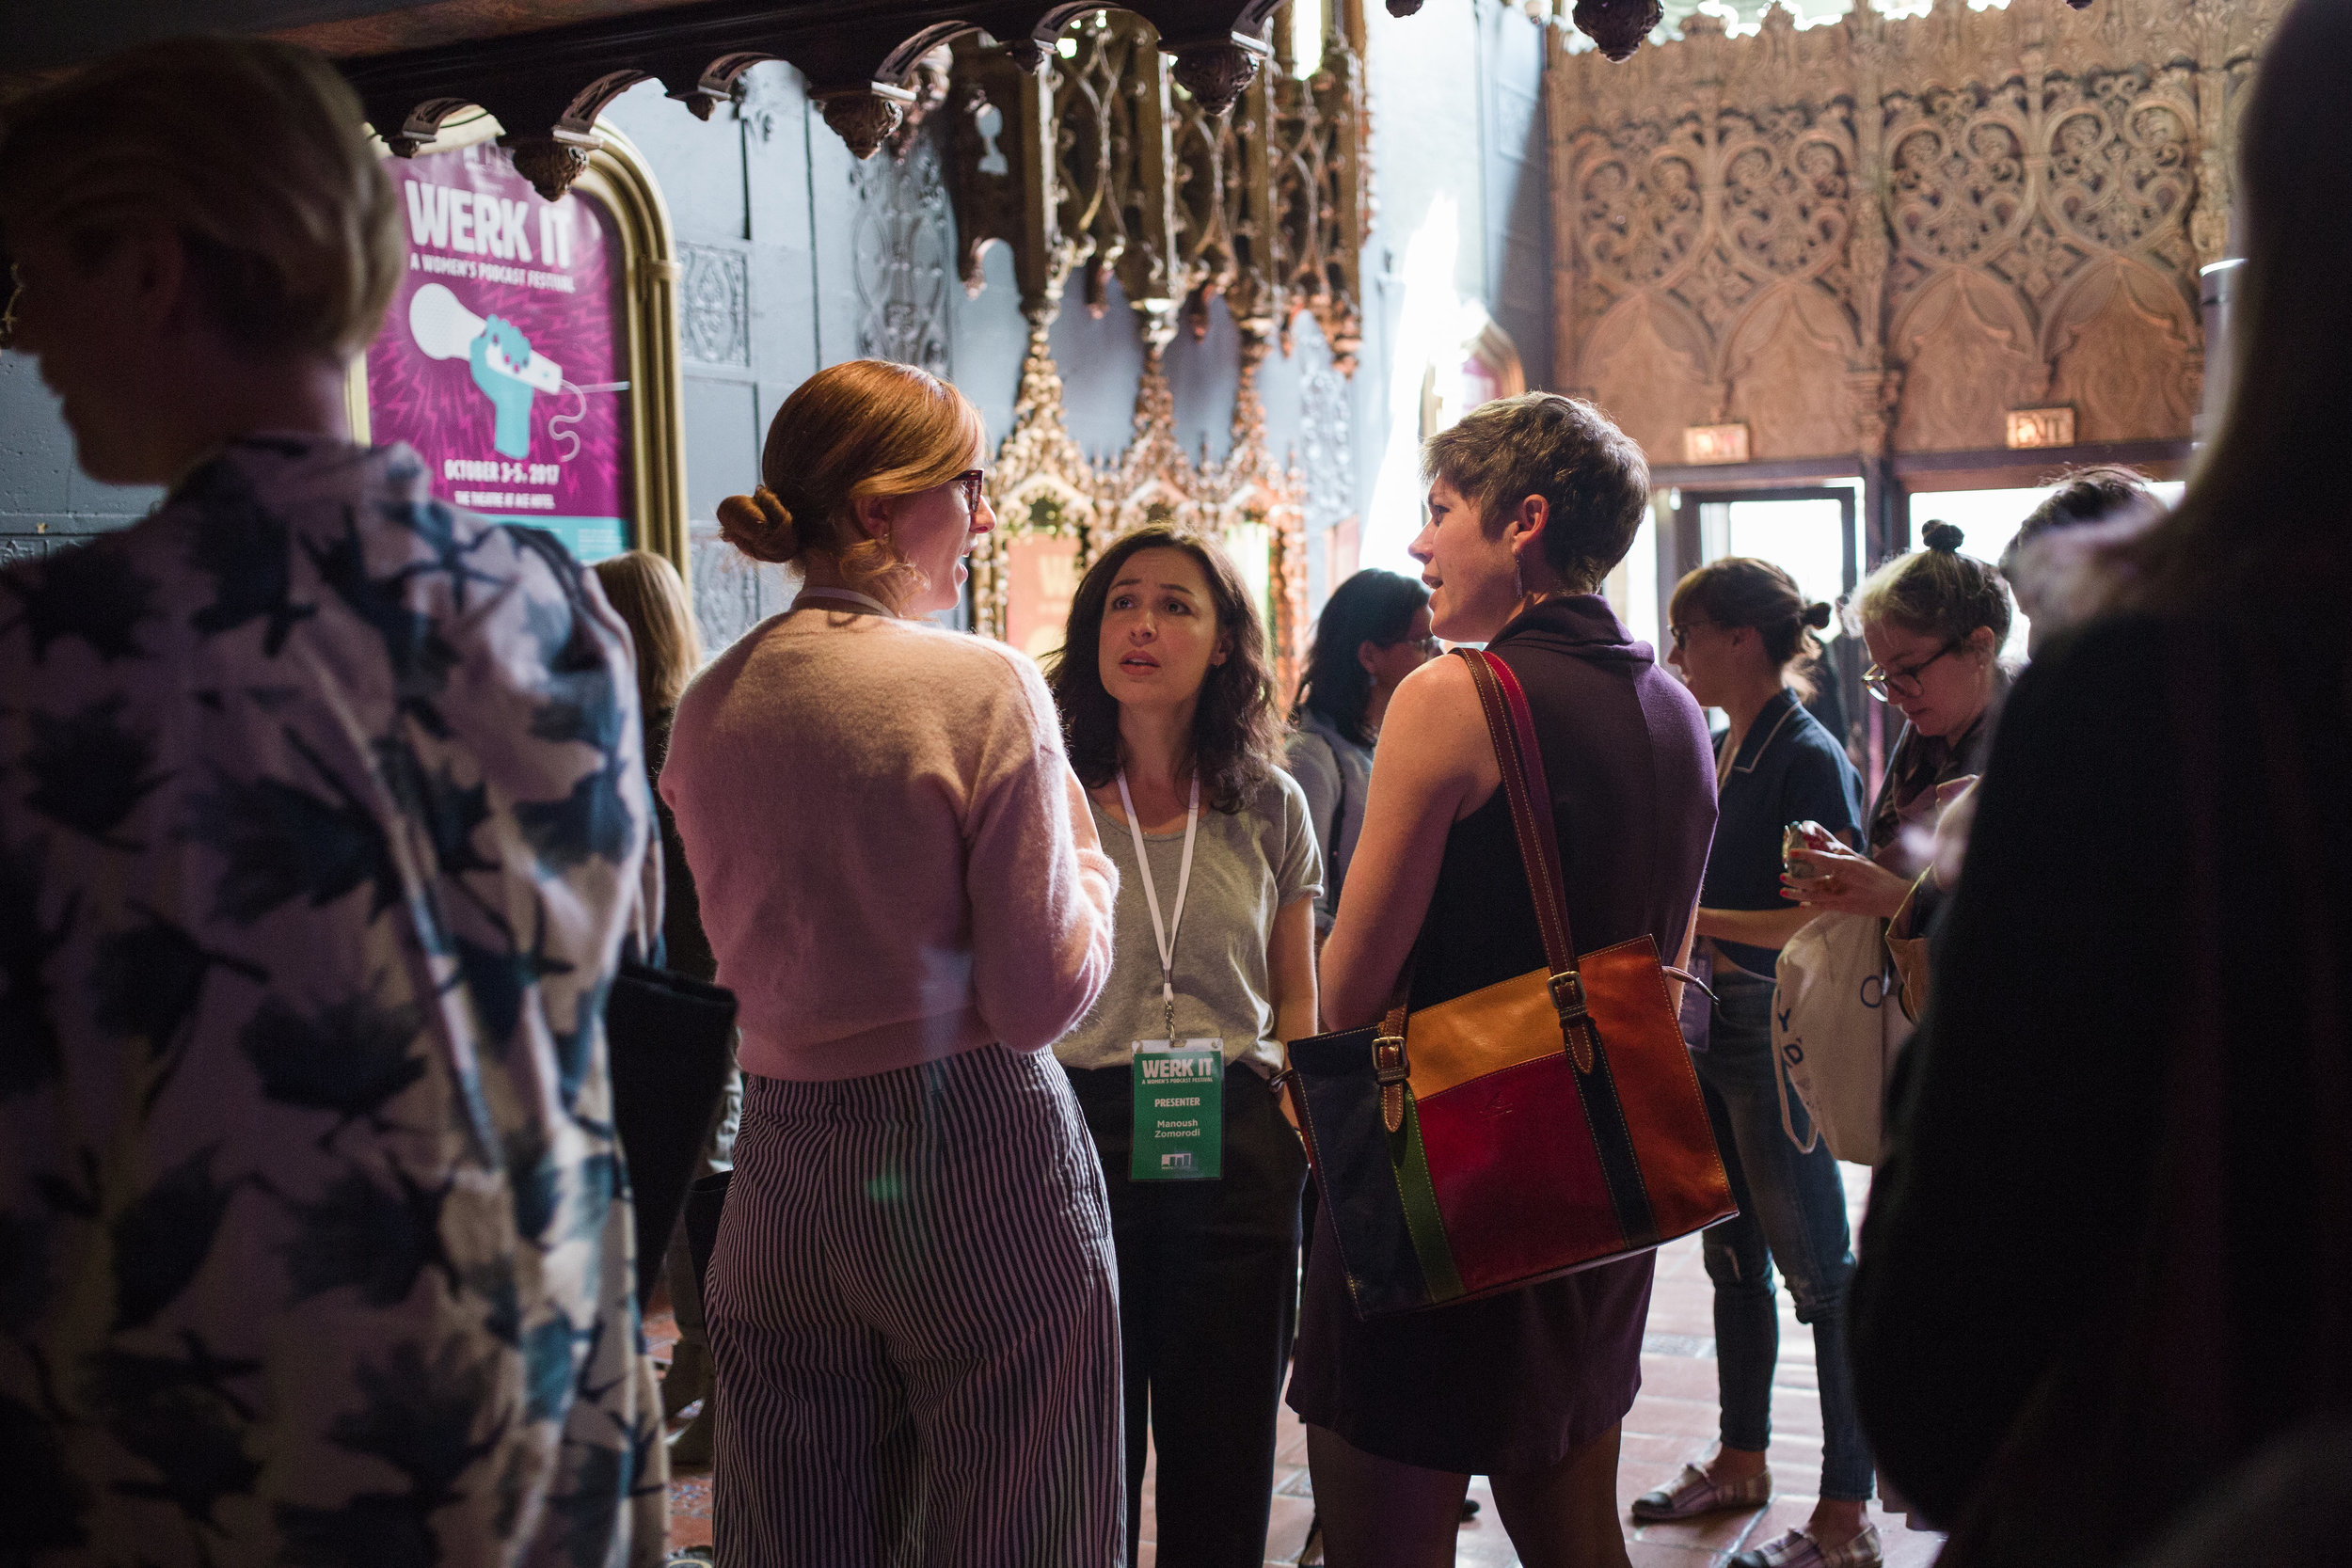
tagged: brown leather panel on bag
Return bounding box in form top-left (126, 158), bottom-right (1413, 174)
top-left (1580, 933), bottom-right (1739, 1236)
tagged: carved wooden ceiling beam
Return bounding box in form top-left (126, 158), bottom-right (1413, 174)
top-left (947, 1), bottom-right (1371, 374)
top-left (339, 0), bottom-right (1292, 199)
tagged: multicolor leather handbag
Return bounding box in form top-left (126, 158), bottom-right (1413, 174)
top-left (1282, 647), bottom-right (1735, 1318)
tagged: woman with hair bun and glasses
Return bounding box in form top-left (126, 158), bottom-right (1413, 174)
top-left (1045, 524), bottom-right (1322, 1568)
top-left (661, 359), bottom-right (1126, 1564)
top-left (1645, 560), bottom-right (1875, 1568)
top-left (1783, 524), bottom-right (2011, 972)
top-left (1287, 569), bottom-right (1434, 943)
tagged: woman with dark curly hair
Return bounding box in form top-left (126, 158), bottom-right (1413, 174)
top-left (1045, 524), bottom-right (1324, 1568)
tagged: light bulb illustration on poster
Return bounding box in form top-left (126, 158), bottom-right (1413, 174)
top-left (364, 140), bottom-right (634, 564)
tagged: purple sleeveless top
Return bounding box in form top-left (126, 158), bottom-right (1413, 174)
top-left (1286, 594), bottom-right (1717, 1473)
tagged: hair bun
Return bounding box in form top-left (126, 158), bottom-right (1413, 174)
top-left (1921, 521), bottom-right (1966, 554)
top-left (1802, 601), bottom-right (1834, 630)
top-left (716, 485), bottom-right (801, 565)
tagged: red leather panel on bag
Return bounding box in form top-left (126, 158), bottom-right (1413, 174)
top-left (1412, 1053), bottom-right (1621, 1294)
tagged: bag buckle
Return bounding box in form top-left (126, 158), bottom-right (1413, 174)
top-left (1549, 970), bottom-right (1586, 1018)
top-left (1373, 1033), bottom-right (1409, 1134)
top-left (1549, 971), bottom-right (1597, 1073)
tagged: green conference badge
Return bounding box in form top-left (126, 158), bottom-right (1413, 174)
top-left (1131, 1038), bottom-right (1224, 1180)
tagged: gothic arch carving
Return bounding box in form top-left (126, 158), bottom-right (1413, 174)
top-left (1724, 283), bottom-right (1862, 458)
top-left (1582, 293), bottom-right (1712, 457)
top-left (1548, 0), bottom-right (2286, 463)
top-left (1892, 269), bottom-right (2046, 451)
top-left (2042, 255), bottom-right (2200, 440)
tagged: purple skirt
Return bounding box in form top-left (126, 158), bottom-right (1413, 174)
top-left (1285, 1221), bottom-right (1654, 1475)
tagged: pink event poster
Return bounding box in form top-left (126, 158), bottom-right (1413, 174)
top-left (365, 140), bottom-right (635, 563)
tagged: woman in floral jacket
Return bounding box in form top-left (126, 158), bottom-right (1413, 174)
top-left (0, 37), bottom-right (664, 1566)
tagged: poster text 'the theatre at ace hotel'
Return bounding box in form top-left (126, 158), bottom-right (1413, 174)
top-left (366, 140), bottom-right (636, 564)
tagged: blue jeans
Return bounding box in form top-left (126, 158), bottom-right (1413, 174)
top-left (1692, 960), bottom-right (1875, 1502)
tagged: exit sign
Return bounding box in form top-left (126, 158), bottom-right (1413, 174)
top-left (2006, 407), bottom-right (2076, 449)
top-left (1683, 423), bottom-right (1751, 465)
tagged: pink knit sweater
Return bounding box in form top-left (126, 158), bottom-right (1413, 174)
top-left (660, 604), bottom-right (1120, 1082)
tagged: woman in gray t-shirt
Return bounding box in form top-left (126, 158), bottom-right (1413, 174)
top-left (1046, 525), bottom-right (1321, 1568)
top-left (1286, 568), bottom-right (1435, 937)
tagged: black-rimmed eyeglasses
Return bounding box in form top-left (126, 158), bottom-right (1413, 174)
top-left (1863, 637), bottom-right (1965, 702)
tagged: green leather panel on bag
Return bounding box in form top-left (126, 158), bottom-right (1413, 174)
top-left (1388, 1092), bottom-right (1464, 1303)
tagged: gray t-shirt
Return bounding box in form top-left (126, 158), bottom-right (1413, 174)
top-left (1284, 712), bottom-right (1375, 936)
top-left (1052, 768), bottom-right (1324, 1074)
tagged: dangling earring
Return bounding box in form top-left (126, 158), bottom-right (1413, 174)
top-left (1514, 549), bottom-right (1526, 601)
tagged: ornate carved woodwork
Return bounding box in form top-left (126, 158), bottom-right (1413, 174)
top-left (853, 123), bottom-right (957, 377)
top-left (949, 4), bottom-right (1372, 363)
top-left (818, 85), bottom-right (916, 161)
top-left (973, 313), bottom-right (1307, 689)
top-left (1267, 8), bottom-right (1373, 372)
top-left (1170, 39), bottom-right (1272, 117)
top-left (971, 322), bottom-right (1104, 642)
top-left (950, 7), bottom-right (1343, 684)
top-left (333, 2), bottom-right (1317, 200)
top-left (1548, 0), bottom-right (2280, 467)
top-left (1200, 335), bottom-right (1311, 697)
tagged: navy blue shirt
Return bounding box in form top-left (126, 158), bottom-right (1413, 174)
top-left (1706, 689), bottom-right (1866, 976)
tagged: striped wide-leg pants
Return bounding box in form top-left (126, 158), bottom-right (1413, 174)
top-left (708, 1043), bottom-right (1125, 1567)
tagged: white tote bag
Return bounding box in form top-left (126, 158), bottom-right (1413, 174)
top-left (1771, 912), bottom-right (1914, 1164)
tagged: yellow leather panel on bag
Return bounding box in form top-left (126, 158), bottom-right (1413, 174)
top-left (1404, 967), bottom-right (1566, 1101)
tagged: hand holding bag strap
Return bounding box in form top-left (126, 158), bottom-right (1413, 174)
top-left (1454, 648), bottom-right (1599, 1069)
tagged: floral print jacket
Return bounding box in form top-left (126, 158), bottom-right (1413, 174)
top-left (0, 437), bottom-right (665, 1565)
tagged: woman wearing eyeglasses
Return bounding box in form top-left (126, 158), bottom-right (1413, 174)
top-left (1784, 523), bottom-right (2011, 993)
top-left (1648, 560), bottom-right (1875, 1568)
top-left (662, 359), bottom-right (1127, 1564)
top-left (1287, 569), bottom-right (1437, 945)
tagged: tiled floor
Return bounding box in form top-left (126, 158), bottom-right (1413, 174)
top-left (657, 1164), bottom-right (1941, 1566)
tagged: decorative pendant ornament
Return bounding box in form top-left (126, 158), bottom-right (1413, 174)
top-left (1168, 40), bottom-right (1264, 117)
top-left (816, 87), bottom-right (914, 161)
top-left (505, 135), bottom-right (595, 201)
top-left (1572, 0), bottom-right (1663, 61)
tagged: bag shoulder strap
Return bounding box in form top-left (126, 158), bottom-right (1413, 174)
top-left (1456, 648), bottom-right (1600, 1071)
top-left (1374, 647), bottom-right (1593, 1132)
top-left (1457, 648), bottom-right (1579, 973)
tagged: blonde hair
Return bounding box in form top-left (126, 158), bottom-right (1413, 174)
top-left (0, 37), bottom-right (403, 359)
top-left (592, 550), bottom-right (705, 721)
top-left (717, 359), bottom-right (986, 607)
top-left (1856, 521), bottom-right (2013, 649)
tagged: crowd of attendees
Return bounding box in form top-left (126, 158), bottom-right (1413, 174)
top-left (3, 3), bottom-right (2349, 1565)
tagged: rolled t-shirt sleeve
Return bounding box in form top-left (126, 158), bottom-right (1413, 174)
top-left (964, 665), bottom-right (1120, 1053)
top-left (1283, 733), bottom-right (1341, 931)
top-left (1271, 769), bottom-right (1325, 911)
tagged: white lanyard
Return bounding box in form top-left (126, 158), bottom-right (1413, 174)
top-left (1116, 768), bottom-right (1200, 1041)
top-left (794, 586), bottom-right (897, 617)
